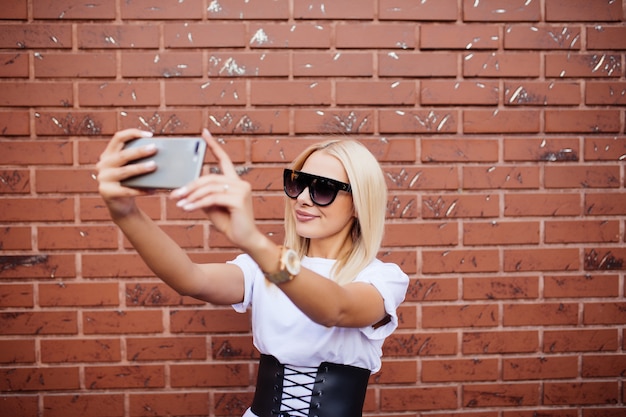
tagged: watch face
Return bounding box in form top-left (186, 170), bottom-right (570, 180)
top-left (284, 249), bottom-right (300, 275)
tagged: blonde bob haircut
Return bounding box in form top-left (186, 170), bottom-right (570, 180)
top-left (283, 140), bottom-right (387, 285)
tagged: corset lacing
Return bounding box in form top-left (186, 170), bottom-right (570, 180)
top-left (276, 364), bottom-right (319, 416)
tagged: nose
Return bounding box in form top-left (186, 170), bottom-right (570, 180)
top-left (296, 186), bottom-right (313, 206)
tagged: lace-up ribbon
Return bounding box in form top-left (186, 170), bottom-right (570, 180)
top-left (251, 354), bottom-right (370, 417)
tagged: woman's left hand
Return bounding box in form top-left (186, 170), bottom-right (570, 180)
top-left (169, 129), bottom-right (264, 251)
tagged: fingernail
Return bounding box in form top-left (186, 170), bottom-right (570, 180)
top-left (171, 187), bottom-right (187, 198)
top-left (144, 143), bottom-right (156, 151)
top-left (183, 203), bottom-right (195, 211)
top-left (144, 160), bottom-right (156, 168)
top-left (141, 131), bottom-right (154, 137)
top-left (176, 199), bottom-right (187, 208)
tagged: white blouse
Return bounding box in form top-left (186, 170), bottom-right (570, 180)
top-left (230, 254), bottom-right (409, 373)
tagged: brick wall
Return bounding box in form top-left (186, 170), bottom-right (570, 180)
top-left (1, 0), bottom-right (625, 416)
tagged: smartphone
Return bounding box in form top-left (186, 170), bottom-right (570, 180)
top-left (121, 137), bottom-right (207, 189)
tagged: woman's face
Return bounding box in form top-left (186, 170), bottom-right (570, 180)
top-left (289, 151), bottom-right (355, 256)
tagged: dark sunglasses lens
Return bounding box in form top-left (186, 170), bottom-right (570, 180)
top-left (310, 181), bottom-right (336, 206)
top-left (284, 171), bottom-right (305, 198)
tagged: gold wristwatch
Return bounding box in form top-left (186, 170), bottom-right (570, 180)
top-left (264, 246), bottom-right (300, 284)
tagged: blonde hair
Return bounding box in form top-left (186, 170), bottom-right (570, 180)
top-left (283, 140), bottom-right (387, 285)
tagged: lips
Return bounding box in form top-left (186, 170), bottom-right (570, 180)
top-left (295, 209), bottom-right (317, 222)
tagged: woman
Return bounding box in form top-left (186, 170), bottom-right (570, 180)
top-left (96, 128), bottom-right (409, 417)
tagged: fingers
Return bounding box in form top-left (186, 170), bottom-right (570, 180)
top-left (201, 128), bottom-right (238, 178)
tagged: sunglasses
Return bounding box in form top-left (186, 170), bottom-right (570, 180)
top-left (283, 169), bottom-right (352, 207)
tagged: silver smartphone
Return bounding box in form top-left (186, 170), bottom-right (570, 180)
top-left (121, 137), bottom-right (207, 189)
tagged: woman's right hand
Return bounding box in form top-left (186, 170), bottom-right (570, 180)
top-left (95, 128), bottom-right (157, 219)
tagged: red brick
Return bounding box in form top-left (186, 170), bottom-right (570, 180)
top-left (584, 302), bottom-right (626, 325)
top-left (0, 24), bottom-right (72, 48)
top-left (504, 248), bottom-right (579, 272)
top-left (170, 308), bottom-right (251, 333)
top-left (423, 358), bottom-right (498, 382)
top-left (422, 249), bottom-right (499, 274)
top-left (294, 0), bottom-right (374, 19)
top-left (504, 82), bottom-right (581, 106)
top-left (0, 140), bottom-right (73, 164)
top-left (406, 277), bottom-right (458, 302)
top-left (0, 111), bottom-right (30, 135)
top-left (503, 356), bottom-right (578, 380)
top-left (463, 166), bottom-right (540, 189)
top-left (35, 169), bottom-right (100, 194)
top-left (503, 137), bottom-right (579, 162)
top-left (0, 339), bottom-right (36, 363)
top-left (78, 24), bottom-right (160, 49)
top-left (79, 81), bottom-right (160, 107)
top-left (125, 282), bottom-right (202, 307)
top-left (121, 51), bottom-right (202, 78)
top-left (505, 25), bottom-right (581, 50)
top-left (545, 220), bottom-right (620, 243)
top-left (587, 26), bottom-right (626, 49)
top-left (127, 336), bottom-right (206, 361)
top-left (43, 394), bottom-right (124, 417)
top-left (211, 335), bottom-right (257, 360)
top-left (205, 109), bottom-right (289, 135)
top-left (83, 310), bottom-right (163, 335)
top-left (41, 338), bottom-right (121, 363)
top-left (165, 22), bottom-right (245, 48)
top-left (544, 274), bottom-right (619, 298)
top-left (463, 276), bottom-right (539, 300)
top-left (546, 53), bottom-right (622, 78)
top-left (463, 383), bottom-right (540, 407)
top-left (379, 52), bottom-right (456, 77)
top-left (0, 170), bottom-right (30, 194)
top-left (380, 109), bottom-right (457, 134)
top-left (421, 24), bottom-right (499, 50)
top-left (545, 0), bottom-right (623, 22)
top-left (383, 332), bottom-right (457, 357)
top-left (422, 194), bottom-right (499, 219)
top-left (0, 52), bottom-right (29, 77)
top-left (464, 221), bottom-right (540, 245)
top-left (543, 329), bottom-right (618, 353)
top-left (0, 396), bottom-right (38, 417)
top-left (39, 282), bottom-right (119, 307)
top-left (505, 193), bottom-right (581, 217)
top-left (585, 82), bottom-right (626, 105)
top-left (421, 81), bottom-right (499, 105)
top-left (0, 82), bottom-right (74, 107)
top-left (0, 311), bottom-right (77, 335)
top-left (250, 80), bottom-right (331, 105)
top-left (0, 0), bottom-right (27, 19)
top-left (582, 354), bottom-right (626, 377)
top-left (293, 109), bottom-right (374, 134)
top-left (121, 0), bottom-right (204, 20)
top-left (380, 386), bottom-right (458, 411)
top-left (379, 0), bottom-right (457, 21)
top-left (422, 137), bottom-right (500, 162)
top-left (0, 367), bottom-right (79, 391)
top-left (583, 408), bottom-right (626, 417)
top-left (33, 0), bottom-right (115, 19)
top-left (119, 109), bottom-right (203, 135)
top-left (0, 284), bottom-right (34, 307)
top-left (545, 110), bottom-right (621, 133)
top-left (584, 247), bottom-right (626, 271)
top-left (165, 80), bottom-right (246, 106)
top-left (293, 51), bottom-right (373, 77)
top-left (464, 52), bottom-right (540, 77)
top-left (336, 23), bottom-right (416, 49)
top-left (208, 0), bottom-right (289, 19)
top-left (462, 331), bottom-right (539, 354)
top-left (422, 304), bottom-right (498, 328)
top-left (0, 254), bottom-right (75, 279)
top-left (585, 192), bottom-right (626, 215)
top-left (375, 360), bottom-right (417, 384)
top-left (35, 110), bottom-right (117, 136)
top-left (249, 23), bottom-right (331, 49)
top-left (384, 222), bottom-right (457, 247)
top-left (544, 165), bottom-right (620, 188)
top-left (35, 52), bottom-right (116, 78)
top-left (38, 225), bottom-right (119, 251)
top-left (464, 110), bottom-right (540, 133)
top-left (463, 0), bottom-right (540, 22)
top-left (208, 51), bottom-right (290, 77)
top-left (85, 365), bottom-right (165, 389)
top-left (171, 363), bottom-right (249, 387)
top-left (129, 392), bottom-right (209, 417)
top-left (544, 381), bottom-right (619, 405)
top-left (504, 302), bottom-right (578, 326)
top-left (80, 195), bottom-right (161, 222)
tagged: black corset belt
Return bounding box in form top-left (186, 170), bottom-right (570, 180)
top-left (251, 354), bottom-right (371, 417)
